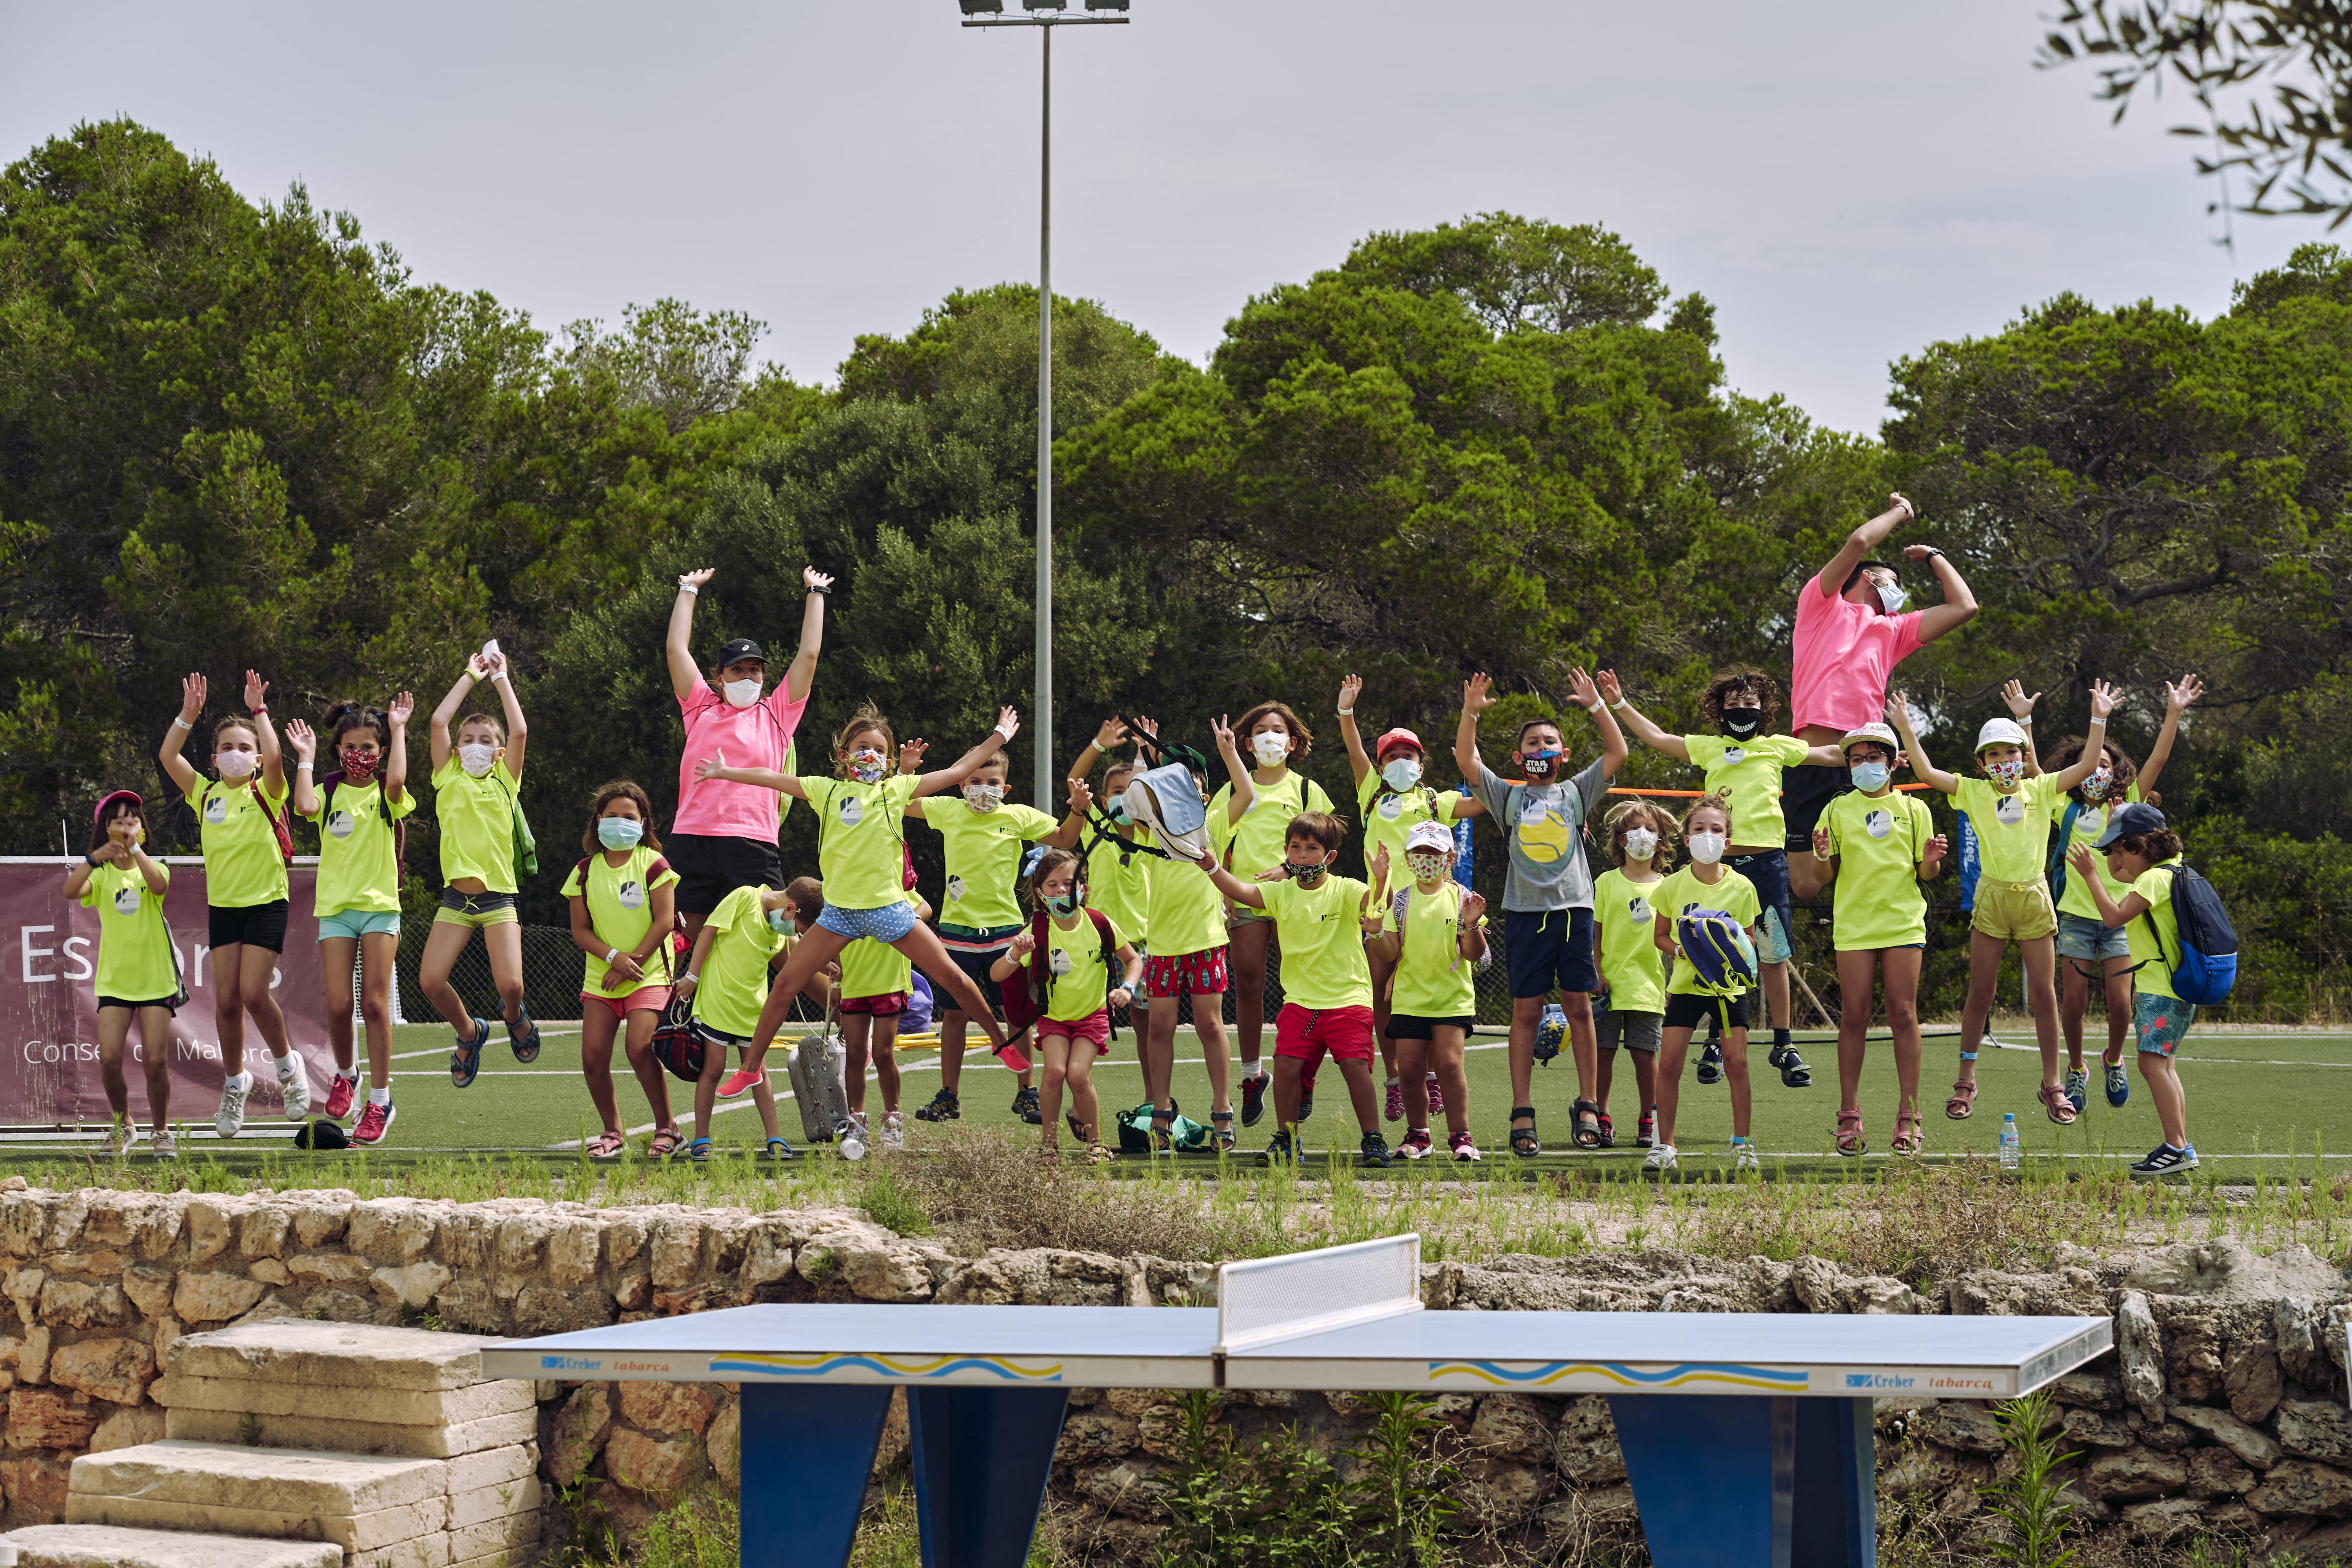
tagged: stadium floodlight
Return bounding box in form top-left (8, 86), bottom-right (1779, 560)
top-left (951, 0), bottom-right (1131, 808)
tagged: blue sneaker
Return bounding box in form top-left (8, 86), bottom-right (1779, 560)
top-left (2104, 1058), bottom-right (2129, 1107)
top-left (2063, 1069), bottom-right (2088, 1114)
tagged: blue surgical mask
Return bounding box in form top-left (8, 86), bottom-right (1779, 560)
top-left (767, 909), bottom-right (793, 935)
top-left (1851, 760), bottom-right (1891, 793)
top-left (1381, 757), bottom-right (1422, 792)
top-left (597, 817), bottom-right (644, 850)
top-left (1044, 893), bottom-right (1076, 916)
top-left (1875, 580), bottom-right (1908, 615)
top-left (1107, 803), bottom-right (1131, 825)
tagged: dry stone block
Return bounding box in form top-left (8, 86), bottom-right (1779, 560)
top-left (2119, 1496), bottom-right (2205, 1539)
top-left (742, 1221), bottom-right (796, 1286)
top-left (1, 1452), bottom-right (74, 1521)
top-left (513, 1284), bottom-right (617, 1338)
top-left (20, 1326), bottom-right (51, 1386)
top-left (1914, 1401), bottom-right (2008, 1456)
top-left (1057, 1410), bottom-right (1138, 1469)
top-left (69, 1438), bottom-right (450, 1514)
top-left (2116, 1291), bottom-right (2166, 1421)
top-left (2224, 1336), bottom-right (2284, 1424)
top-left (2170, 1404), bottom-right (2283, 1468)
top-left (449, 1475), bottom-right (542, 1530)
top-left (2248, 1457), bottom-right (2352, 1517)
top-left (247, 1259), bottom-right (292, 1287)
top-left (436, 1277), bottom-right (509, 1336)
top-left (152, 1372), bottom-right (531, 1426)
top-left (181, 1199), bottom-right (237, 1265)
top-left (9, 1388), bottom-right (98, 1451)
top-left (2187, 1445), bottom-right (2258, 1499)
top-left (451, 1510), bottom-right (543, 1560)
top-left (708, 1397), bottom-right (740, 1488)
top-left (617, 1381), bottom-right (715, 1437)
top-left (2060, 1407), bottom-right (2134, 1448)
top-left (285, 1253), bottom-right (371, 1285)
top-left (46, 1254), bottom-right (124, 1279)
top-left (291, 1202), bottom-right (349, 1250)
top-left (544, 1385), bottom-right (609, 1484)
top-left (165, 1319), bottom-right (496, 1390)
top-left (1467, 1393), bottom-right (1555, 1463)
top-left (87, 1403), bottom-right (164, 1454)
top-left (0, 1194), bottom-right (52, 1259)
top-left (648, 1218), bottom-right (705, 1290)
top-left (373, 1262), bottom-right (456, 1312)
top-left (1074, 1459), bottom-right (1167, 1518)
top-left (48, 1339), bottom-right (152, 1407)
top-left (1552, 1396), bottom-right (1626, 1486)
top-left (240, 1206), bottom-right (291, 1260)
top-left (348, 1199), bottom-right (443, 1265)
top-left (37, 1282), bottom-right (126, 1331)
top-left (2052, 1369), bottom-right (2123, 1410)
top-left (1, 1523), bottom-right (341, 1568)
top-left (447, 1443), bottom-right (536, 1496)
top-left (171, 1273), bottom-right (264, 1325)
top-left (546, 1218), bottom-right (603, 1288)
top-left (2081, 1445), bottom-right (2188, 1501)
top-left (119, 1267), bottom-right (170, 1322)
top-left (2278, 1399), bottom-right (2352, 1465)
top-left (603, 1426), bottom-right (705, 1493)
top-left (163, 1406), bottom-right (536, 1459)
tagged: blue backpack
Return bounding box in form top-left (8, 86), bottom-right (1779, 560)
top-left (1677, 908), bottom-right (1759, 1031)
top-left (2140, 864), bottom-right (2238, 1005)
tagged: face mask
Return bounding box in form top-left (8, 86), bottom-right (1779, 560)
top-left (723, 679), bottom-right (762, 709)
top-left (1687, 832), bottom-right (1727, 865)
top-left (1721, 708), bottom-right (1763, 739)
top-left (339, 749), bottom-right (379, 786)
top-left (1850, 760), bottom-right (1891, 793)
top-left (1107, 802), bottom-right (1131, 826)
top-left (2084, 766), bottom-right (2113, 800)
top-left (1622, 828), bottom-right (1659, 861)
top-left (1043, 893), bottom-right (1076, 916)
top-left (215, 750), bottom-right (258, 780)
top-left (1985, 758), bottom-right (2025, 789)
top-left (457, 742), bottom-right (497, 778)
top-left (1251, 733), bottom-right (1290, 768)
top-left (1405, 851), bottom-right (1449, 883)
top-left (1288, 859), bottom-right (1328, 887)
top-left (847, 750), bottom-right (886, 784)
top-left (963, 782), bottom-right (1005, 813)
top-left (1874, 579), bottom-right (1908, 615)
top-left (767, 908), bottom-right (793, 935)
top-left (1521, 749), bottom-right (1561, 778)
top-left (598, 817), bottom-right (644, 850)
top-left (1381, 757), bottom-right (1422, 792)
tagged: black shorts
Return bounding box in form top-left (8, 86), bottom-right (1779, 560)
top-left (208, 900), bottom-right (289, 954)
top-left (668, 833), bottom-right (783, 917)
top-left (1502, 908), bottom-right (1600, 999)
top-left (930, 926), bottom-right (1017, 1020)
top-left (1782, 764), bottom-right (1851, 853)
top-left (1385, 1013), bottom-right (1474, 1041)
top-left (97, 995), bottom-right (179, 1016)
top-left (1664, 992), bottom-right (1748, 1032)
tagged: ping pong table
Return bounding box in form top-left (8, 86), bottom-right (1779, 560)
top-left (483, 1235), bottom-right (2111, 1568)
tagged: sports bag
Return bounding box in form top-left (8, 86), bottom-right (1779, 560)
top-left (1116, 1100), bottom-right (1207, 1153)
top-left (649, 992), bottom-right (704, 1083)
top-left (495, 766), bottom-right (538, 880)
top-left (2140, 864), bottom-right (2239, 1005)
top-left (2047, 799), bottom-right (2082, 906)
top-left (1676, 908), bottom-right (1760, 994)
top-left (1123, 764), bottom-right (1210, 864)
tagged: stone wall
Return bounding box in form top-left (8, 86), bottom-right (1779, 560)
top-left (0, 1180), bottom-right (2347, 1562)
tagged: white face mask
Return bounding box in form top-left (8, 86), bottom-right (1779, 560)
top-left (1687, 832), bottom-right (1728, 865)
top-left (723, 678), bottom-right (762, 709)
top-left (457, 742), bottom-right (497, 778)
top-left (1874, 579), bottom-right (1908, 615)
top-left (1252, 732), bottom-right (1290, 768)
top-left (1381, 757), bottom-right (1422, 792)
top-left (214, 750), bottom-right (258, 780)
top-left (1621, 828), bottom-right (1659, 861)
top-left (963, 782), bottom-right (1005, 813)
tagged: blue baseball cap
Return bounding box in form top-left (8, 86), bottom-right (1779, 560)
top-left (2092, 801), bottom-right (2166, 848)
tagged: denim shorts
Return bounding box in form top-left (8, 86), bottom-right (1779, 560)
top-left (815, 901), bottom-right (919, 943)
top-left (318, 908), bottom-right (401, 941)
top-left (2056, 911), bottom-right (2130, 963)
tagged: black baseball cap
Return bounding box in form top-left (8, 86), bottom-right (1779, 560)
top-left (294, 1118), bottom-right (350, 1151)
top-left (717, 638), bottom-right (768, 668)
top-left (2093, 801), bottom-right (2166, 848)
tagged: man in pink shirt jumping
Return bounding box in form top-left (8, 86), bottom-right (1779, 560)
top-left (664, 564), bottom-right (834, 938)
top-left (1785, 494), bottom-right (1977, 897)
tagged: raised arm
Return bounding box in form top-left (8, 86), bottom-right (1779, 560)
top-left (1911, 545), bottom-right (1978, 646)
top-left (1568, 668), bottom-right (1628, 779)
top-left (1336, 675), bottom-right (1371, 786)
top-left (1816, 493), bottom-right (1914, 601)
top-left (285, 722), bottom-right (320, 817)
top-left (2002, 679), bottom-right (2044, 775)
top-left (1209, 715), bottom-right (1254, 824)
top-left (428, 658), bottom-right (486, 772)
top-left (1595, 670), bottom-right (1690, 762)
top-left (485, 650), bottom-right (527, 779)
top-left (2045, 681), bottom-right (2118, 793)
top-left (159, 672), bottom-right (206, 797)
top-left (246, 670), bottom-right (285, 797)
top-left (915, 708), bottom-right (1022, 797)
top-left (382, 692), bottom-right (414, 806)
top-left (1047, 777), bottom-right (1093, 851)
top-left (783, 567), bottom-right (833, 704)
top-left (695, 749), bottom-right (808, 800)
top-left (1455, 673), bottom-right (1495, 780)
top-left (1885, 693), bottom-right (1958, 796)
top-left (666, 568), bottom-right (715, 703)
top-left (2068, 843), bottom-right (2152, 925)
top-left (1065, 717), bottom-right (1130, 788)
top-left (2137, 673), bottom-right (2203, 799)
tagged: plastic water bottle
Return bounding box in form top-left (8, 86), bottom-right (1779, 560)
top-left (837, 1116), bottom-right (867, 1162)
top-left (1998, 1113), bottom-right (2020, 1171)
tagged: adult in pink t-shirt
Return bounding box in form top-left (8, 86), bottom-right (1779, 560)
top-left (664, 565), bottom-right (834, 935)
top-left (1785, 494), bottom-right (1977, 890)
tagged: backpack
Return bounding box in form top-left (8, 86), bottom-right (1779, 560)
top-left (1001, 907), bottom-right (1122, 1049)
top-left (319, 773), bottom-right (407, 874)
top-left (2047, 799), bottom-right (2082, 905)
top-left (1677, 907), bottom-right (1760, 1031)
top-left (243, 780), bottom-right (294, 867)
top-left (650, 993), bottom-right (704, 1082)
top-left (495, 768), bottom-right (537, 880)
top-left (2138, 864), bottom-right (2239, 1005)
top-left (570, 854), bottom-right (684, 986)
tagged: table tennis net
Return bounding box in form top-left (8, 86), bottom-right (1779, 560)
top-left (1216, 1234), bottom-right (1422, 1352)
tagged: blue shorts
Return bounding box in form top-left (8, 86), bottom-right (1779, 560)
top-left (1503, 907), bottom-right (1599, 1000)
top-left (318, 909), bottom-right (401, 941)
top-left (2056, 911), bottom-right (2131, 964)
top-left (2134, 992), bottom-right (2194, 1057)
top-left (816, 901), bottom-right (919, 943)
top-left (1727, 849), bottom-right (1794, 963)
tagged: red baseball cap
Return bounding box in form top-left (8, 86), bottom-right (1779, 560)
top-left (1373, 728), bottom-right (1423, 761)
top-left (93, 789), bottom-right (143, 825)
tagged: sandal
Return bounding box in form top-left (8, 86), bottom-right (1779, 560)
top-left (673, 1136), bottom-right (711, 1165)
top-left (1509, 1106), bottom-right (1541, 1159)
top-left (449, 1018), bottom-right (490, 1089)
top-left (1594, 1112), bottom-right (1615, 1149)
top-left (1148, 1112), bottom-right (1175, 1156)
top-left (1209, 1110), bottom-right (1236, 1154)
top-left (508, 1010), bottom-right (542, 1064)
top-left (1571, 1099), bottom-right (1603, 1151)
top-left (1945, 1080), bottom-right (1977, 1120)
top-left (646, 1127), bottom-right (682, 1159)
top-left (2038, 1083), bottom-right (2079, 1126)
top-left (1890, 1112), bottom-right (1922, 1157)
top-left (584, 1130), bottom-right (626, 1161)
top-left (1835, 1111), bottom-right (1867, 1157)
top-left (1087, 1142), bottom-right (1112, 1165)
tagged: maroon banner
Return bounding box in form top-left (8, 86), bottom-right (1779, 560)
top-left (0, 860), bottom-right (340, 1125)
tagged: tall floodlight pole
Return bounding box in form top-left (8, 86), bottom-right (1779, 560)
top-left (958, 0), bottom-right (1130, 808)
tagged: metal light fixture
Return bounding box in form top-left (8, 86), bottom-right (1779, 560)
top-left (1084, 0), bottom-right (1129, 9)
top-left (958, 0), bottom-right (1004, 13)
top-left (1021, 0), bottom-right (1067, 10)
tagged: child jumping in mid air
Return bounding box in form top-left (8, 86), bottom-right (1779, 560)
top-left (67, 792), bottom-right (178, 1156)
top-left (993, 848), bottom-right (1142, 1163)
top-left (1646, 793), bottom-right (1764, 1174)
top-left (1591, 799), bottom-right (1673, 1150)
top-left (2068, 804), bottom-right (2201, 1175)
top-left (823, 869), bottom-right (931, 1158)
top-left (1889, 682), bottom-right (2116, 1128)
top-left (1599, 667), bottom-right (1839, 1089)
top-left (160, 670), bottom-right (309, 1136)
top-left (1196, 813), bottom-right (1391, 1167)
top-left (288, 695), bottom-right (416, 1145)
top-left (1806, 721), bottom-right (1947, 1158)
top-left (563, 780), bottom-right (680, 1160)
top-left (423, 652), bottom-right (540, 1088)
top-left (1366, 821), bottom-right (1489, 1161)
top-left (673, 881), bottom-right (793, 1163)
top-left (1336, 674), bottom-right (1483, 1123)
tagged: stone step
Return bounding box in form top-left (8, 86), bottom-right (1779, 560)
top-left (160, 1406), bottom-right (537, 1460)
top-left (152, 1372), bottom-right (534, 1427)
top-left (69, 1440), bottom-right (449, 1518)
top-left (1, 1523), bottom-right (342, 1568)
top-left (163, 1321), bottom-right (502, 1392)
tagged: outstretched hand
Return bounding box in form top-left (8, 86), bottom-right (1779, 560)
top-left (802, 566), bottom-right (834, 593)
top-left (1066, 777), bottom-right (1095, 815)
top-left (2089, 679), bottom-right (2121, 722)
top-left (285, 720), bottom-right (316, 762)
top-left (1885, 691), bottom-right (1915, 731)
top-left (1338, 673), bottom-right (1362, 713)
top-left (679, 568), bottom-right (716, 592)
top-left (388, 692), bottom-right (415, 727)
top-left (1889, 492), bottom-right (1916, 521)
top-left (1462, 672), bottom-right (1495, 716)
top-left (1566, 667), bottom-right (1600, 710)
top-left (1461, 891), bottom-right (1486, 922)
top-left (1595, 669), bottom-right (1624, 707)
top-left (993, 706), bottom-right (1021, 742)
top-left (2001, 679), bottom-right (2039, 719)
top-left (242, 669), bottom-right (269, 714)
top-left (899, 739), bottom-right (929, 775)
top-left (2067, 842), bottom-right (2098, 876)
top-left (695, 747), bottom-right (732, 783)
top-left (179, 672), bottom-right (207, 724)
top-left (1093, 717), bottom-right (1130, 752)
top-left (1209, 713), bottom-right (1237, 751)
top-left (2166, 673), bottom-right (2205, 713)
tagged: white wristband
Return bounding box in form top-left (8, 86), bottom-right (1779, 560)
top-left (171, 717), bottom-right (192, 730)
top-left (995, 724), bottom-right (1015, 741)
top-left (679, 584), bottom-right (699, 596)
top-left (1584, 699), bottom-right (1605, 714)
top-left (605, 947), bottom-right (620, 965)
top-left (296, 762), bottom-right (313, 772)
top-left (491, 672), bottom-right (509, 684)
top-left (1606, 698), bottom-right (1626, 711)
top-left (1336, 707), bottom-right (1354, 717)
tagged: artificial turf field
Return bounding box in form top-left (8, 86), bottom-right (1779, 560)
top-left (26, 1014), bottom-right (2351, 1171)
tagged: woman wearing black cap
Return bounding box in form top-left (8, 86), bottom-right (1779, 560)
top-left (665, 564), bottom-right (834, 938)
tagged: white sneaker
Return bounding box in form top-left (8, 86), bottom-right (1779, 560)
top-left (276, 1054), bottom-right (311, 1120)
top-left (151, 1129), bottom-right (178, 1159)
top-left (1642, 1143), bottom-right (1678, 1172)
top-left (98, 1122), bottom-right (136, 1156)
top-left (215, 1075), bottom-right (250, 1140)
top-left (1733, 1141), bottom-right (1760, 1172)
top-left (882, 1111), bottom-right (906, 1152)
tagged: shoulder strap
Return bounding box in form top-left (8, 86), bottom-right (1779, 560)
top-left (573, 856), bottom-right (593, 889)
top-left (2139, 864), bottom-right (2183, 969)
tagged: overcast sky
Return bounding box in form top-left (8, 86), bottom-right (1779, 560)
top-left (4, 0), bottom-right (2308, 436)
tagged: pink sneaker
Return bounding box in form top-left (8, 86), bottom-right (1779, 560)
top-left (325, 1073), bottom-right (358, 1121)
top-left (1383, 1080), bottom-right (1404, 1123)
top-left (1426, 1075), bottom-right (1444, 1114)
top-left (1397, 1128), bottom-right (1434, 1160)
top-left (719, 1067), bottom-right (761, 1099)
top-left (1448, 1129), bottom-right (1482, 1162)
top-left (351, 1099), bottom-right (396, 1145)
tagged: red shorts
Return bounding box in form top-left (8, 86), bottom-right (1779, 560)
top-left (582, 986), bottom-right (670, 1022)
top-left (1038, 1009), bottom-right (1112, 1058)
top-left (1274, 1003), bottom-right (1376, 1066)
top-left (841, 992), bottom-right (907, 1016)
top-left (1143, 946), bottom-right (1228, 1000)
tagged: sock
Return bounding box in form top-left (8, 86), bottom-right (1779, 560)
top-left (1383, 1075), bottom-right (1399, 1088)
top-left (335, 1069), bottom-right (358, 1083)
top-left (1731, 1134), bottom-right (1750, 1145)
top-left (223, 1071), bottom-right (251, 1093)
top-left (1773, 1027), bottom-right (1791, 1048)
top-left (368, 1086), bottom-right (391, 1107)
top-left (1243, 1061), bottom-right (1267, 1082)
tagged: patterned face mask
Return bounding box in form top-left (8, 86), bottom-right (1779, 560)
top-left (847, 749), bottom-right (887, 784)
top-left (1043, 893), bottom-right (1077, 916)
top-left (1985, 757), bottom-right (2025, 789)
top-left (1622, 828), bottom-right (1659, 860)
top-left (1287, 859), bottom-right (1329, 887)
top-left (1405, 851), bottom-right (1449, 883)
top-left (1252, 733), bottom-right (1291, 767)
top-left (963, 782), bottom-right (1006, 813)
top-left (2084, 766), bottom-right (2114, 800)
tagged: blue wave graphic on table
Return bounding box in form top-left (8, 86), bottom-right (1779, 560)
top-left (1428, 1359), bottom-right (1808, 1392)
top-left (709, 1352), bottom-right (1064, 1382)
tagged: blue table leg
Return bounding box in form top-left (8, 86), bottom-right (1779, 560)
top-left (739, 1382), bottom-right (893, 1568)
top-left (907, 1386), bottom-right (1071, 1568)
top-left (1610, 1395), bottom-right (1876, 1568)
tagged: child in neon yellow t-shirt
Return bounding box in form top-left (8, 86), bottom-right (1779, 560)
top-left (65, 793), bottom-right (179, 1156)
top-left (992, 849), bottom-right (1143, 1163)
top-left (1646, 794), bottom-right (1765, 1174)
top-left (423, 650), bottom-right (537, 1090)
top-left (1590, 800), bottom-right (1673, 1151)
top-left (2067, 805), bottom-right (2200, 1175)
top-left (1365, 820), bottom-right (1489, 1161)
